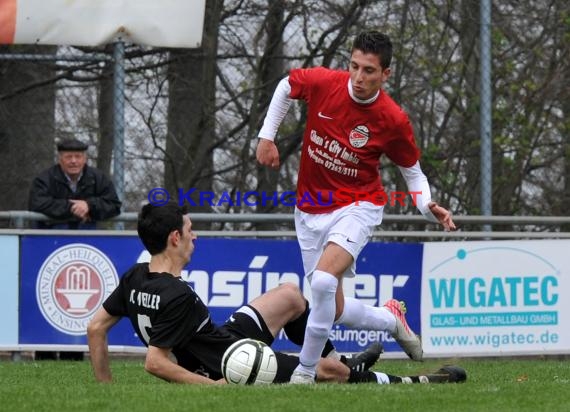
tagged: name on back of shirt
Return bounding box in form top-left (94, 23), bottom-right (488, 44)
top-left (129, 289), bottom-right (160, 310)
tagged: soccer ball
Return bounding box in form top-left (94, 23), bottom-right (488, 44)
top-left (221, 338), bottom-right (278, 385)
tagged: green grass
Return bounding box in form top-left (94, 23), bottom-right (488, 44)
top-left (0, 358), bottom-right (568, 411)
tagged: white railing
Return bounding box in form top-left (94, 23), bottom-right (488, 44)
top-left (1, 210), bottom-right (569, 239)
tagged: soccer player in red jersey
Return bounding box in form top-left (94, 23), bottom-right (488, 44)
top-left (257, 31), bottom-right (456, 383)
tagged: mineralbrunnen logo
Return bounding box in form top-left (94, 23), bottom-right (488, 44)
top-left (36, 244), bottom-right (119, 335)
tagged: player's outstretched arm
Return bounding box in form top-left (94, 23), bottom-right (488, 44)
top-left (145, 346), bottom-right (225, 385)
top-left (397, 162), bottom-right (457, 231)
top-left (87, 307), bottom-right (121, 382)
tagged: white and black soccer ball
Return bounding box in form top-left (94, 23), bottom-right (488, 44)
top-left (221, 338), bottom-right (278, 385)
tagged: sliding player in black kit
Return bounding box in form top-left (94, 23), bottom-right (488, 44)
top-left (88, 202), bottom-right (466, 385)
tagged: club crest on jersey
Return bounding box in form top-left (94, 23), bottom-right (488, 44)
top-left (349, 125), bottom-right (369, 148)
top-left (36, 244), bottom-right (119, 335)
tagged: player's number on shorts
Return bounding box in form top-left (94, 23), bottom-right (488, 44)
top-left (137, 314), bottom-right (152, 344)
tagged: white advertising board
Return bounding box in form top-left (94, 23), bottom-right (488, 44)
top-left (422, 240), bottom-right (570, 357)
top-left (0, 0), bottom-right (206, 48)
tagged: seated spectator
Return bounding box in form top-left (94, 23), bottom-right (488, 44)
top-left (28, 138), bottom-right (121, 229)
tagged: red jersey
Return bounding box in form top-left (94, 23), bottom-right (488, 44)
top-left (289, 67), bottom-right (420, 213)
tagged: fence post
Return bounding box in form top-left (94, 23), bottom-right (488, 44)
top-left (480, 0), bottom-right (493, 232)
top-left (113, 41), bottom-right (125, 229)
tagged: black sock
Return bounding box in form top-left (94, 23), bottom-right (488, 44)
top-left (388, 374), bottom-right (422, 383)
top-left (348, 369), bottom-right (378, 383)
top-left (321, 341), bottom-right (337, 358)
top-left (388, 374), bottom-right (402, 383)
top-left (283, 300), bottom-right (336, 357)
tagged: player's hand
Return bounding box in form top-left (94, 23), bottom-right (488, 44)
top-left (256, 138), bottom-right (280, 169)
top-left (428, 201), bottom-right (456, 231)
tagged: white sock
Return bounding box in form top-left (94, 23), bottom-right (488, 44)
top-left (296, 270), bottom-right (338, 376)
top-left (373, 372), bottom-right (390, 384)
top-left (336, 297), bottom-right (396, 332)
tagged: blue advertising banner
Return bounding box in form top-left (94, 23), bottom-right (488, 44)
top-left (0, 236), bottom-right (19, 345)
top-left (20, 235), bottom-right (144, 346)
top-left (20, 235), bottom-right (423, 355)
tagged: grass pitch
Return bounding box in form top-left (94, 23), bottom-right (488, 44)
top-left (0, 357), bottom-right (568, 411)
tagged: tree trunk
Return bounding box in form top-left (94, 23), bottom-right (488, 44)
top-left (253, 0), bottom-right (286, 229)
top-left (459, 0), bottom-right (483, 214)
top-left (165, 0), bottom-right (222, 228)
top-left (97, 44), bottom-right (115, 176)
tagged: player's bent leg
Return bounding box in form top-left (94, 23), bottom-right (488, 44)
top-left (337, 297), bottom-right (397, 331)
top-left (316, 360), bottom-right (467, 385)
top-left (336, 297), bottom-right (422, 361)
top-left (249, 282), bottom-right (306, 337)
top-left (337, 298), bottom-right (423, 361)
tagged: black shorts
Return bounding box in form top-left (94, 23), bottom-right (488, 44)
top-left (221, 305), bottom-right (300, 383)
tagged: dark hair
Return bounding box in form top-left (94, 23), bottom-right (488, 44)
top-left (352, 31), bottom-right (393, 69)
top-left (137, 202), bottom-right (188, 255)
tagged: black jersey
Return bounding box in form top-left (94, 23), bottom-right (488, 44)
top-left (103, 263), bottom-right (240, 378)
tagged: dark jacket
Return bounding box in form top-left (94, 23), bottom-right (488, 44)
top-left (28, 164), bottom-right (122, 229)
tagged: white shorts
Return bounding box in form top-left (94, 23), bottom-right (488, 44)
top-left (294, 201), bottom-right (383, 278)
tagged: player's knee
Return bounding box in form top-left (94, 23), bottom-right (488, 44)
top-left (311, 271), bottom-right (338, 296)
top-left (277, 282), bottom-right (305, 314)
